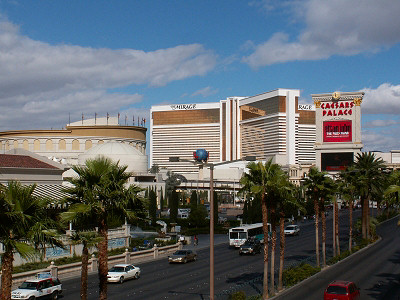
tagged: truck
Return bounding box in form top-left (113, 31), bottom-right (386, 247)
top-left (11, 272), bottom-right (62, 300)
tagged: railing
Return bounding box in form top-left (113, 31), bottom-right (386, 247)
top-left (6, 243), bottom-right (182, 286)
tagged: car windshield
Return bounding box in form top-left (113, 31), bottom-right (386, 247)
top-left (109, 267), bottom-right (125, 272)
top-left (286, 226), bottom-right (295, 230)
top-left (174, 251), bottom-right (187, 255)
top-left (19, 282), bottom-right (37, 290)
top-left (326, 286), bottom-right (347, 294)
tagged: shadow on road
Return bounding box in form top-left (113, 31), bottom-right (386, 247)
top-left (168, 290), bottom-right (208, 300)
top-left (366, 250), bottom-right (400, 300)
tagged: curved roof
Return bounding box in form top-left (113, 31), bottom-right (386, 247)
top-left (78, 142), bottom-right (148, 173)
top-left (83, 142), bottom-right (144, 156)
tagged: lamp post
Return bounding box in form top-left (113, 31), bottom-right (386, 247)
top-left (169, 153), bottom-right (256, 300)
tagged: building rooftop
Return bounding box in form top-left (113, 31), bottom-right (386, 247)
top-left (0, 154), bottom-right (58, 169)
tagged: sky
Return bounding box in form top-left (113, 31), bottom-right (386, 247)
top-left (0, 0), bottom-right (400, 152)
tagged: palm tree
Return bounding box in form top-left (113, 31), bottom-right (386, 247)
top-left (318, 175), bottom-right (336, 266)
top-left (277, 181), bottom-right (300, 292)
top-left (352, 152), bottom-right (386, 240)
top-left (303, 167), bottom-right (330, 267)
top-left (240, 159), bottom-right (284, 299)
top-left (267, 168), bottom-right (292, 295)
top-left (0, 181), bottom-right (61, 300)
top-left (69, 231), bottom-right (103, 300)
top-left (338, 165), bottom-right (358, 253)
top-left (62, 156), bottom-right (145, 300)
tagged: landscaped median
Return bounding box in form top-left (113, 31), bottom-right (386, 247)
top-left (228, 213), bottom-right (400, 300)
top-left (5, 242), bottom-right (182, 287)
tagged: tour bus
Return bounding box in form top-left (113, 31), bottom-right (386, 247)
top-left (228, 223), bottom-right (272, 248)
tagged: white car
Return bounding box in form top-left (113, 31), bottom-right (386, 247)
top-left (11, 275), bottom-right (62, 300)
top-left (284, 225), bottom-right (300, 236)
top-left (107, 264), bottom-right (141, 283)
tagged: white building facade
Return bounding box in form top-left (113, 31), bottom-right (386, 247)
top-left (150, 89), bottom-right (316, 181)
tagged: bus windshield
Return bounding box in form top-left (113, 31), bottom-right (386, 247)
top-left (229, 232), bottom-right (247, 239)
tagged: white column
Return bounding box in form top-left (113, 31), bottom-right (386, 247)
top-left (286, 91), bottom-right (296, 165)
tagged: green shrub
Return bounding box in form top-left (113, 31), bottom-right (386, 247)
top-left (328, 250), bottom-right (351, 265)
top-left (229, 291), bottom-right (246, 300)
top-left (13, 255), bottom-right (83, 274)
top-left (283, 263), bottom-right (320, 287)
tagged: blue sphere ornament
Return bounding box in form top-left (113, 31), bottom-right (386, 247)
top-left (193, 149), bottom-right (209, 163)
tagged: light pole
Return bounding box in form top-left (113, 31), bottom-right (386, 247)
top-left (169, 153), bottom-right (256, 300)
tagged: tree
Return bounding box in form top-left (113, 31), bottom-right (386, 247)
top-left (160, 187), bottom-right (165, 209)
top-left (188, 204), bottom-right (208, 228)
top-left (148, 187), bottom-right (157, 225)
top-left (318, 175), bottom-right (336, 265)
top-left (190, 191), bottom-right (198, 210)
top-left (0, 181), bottom-right (61, 300)
top-left (338, 165), bottom-right (358, 253)
top-left (169, 190), bottom-right (179, 222)
top-left (62, 156), bottom-right (145, 300)
top-left (352, 152), bottom-right (386, 240)
top-left (240, 159), bottom-right (285, 299)
top-left (303, 167), bottom-right (331, 267)
top-left (148, 164), bottom-right (160, 174)
top-left (69, 231), bottom-right (102, 300)
top-left (213, 191), bottom-right (219, 227)
top-left (266, 167), bottom-right (291, 295)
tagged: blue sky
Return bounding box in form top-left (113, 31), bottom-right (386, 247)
top-left (0, 0), bottom-right (400, 152)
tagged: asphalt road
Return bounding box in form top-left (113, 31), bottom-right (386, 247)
top-left (273, 215), bottom-right (400, 300)
top-left (59, 210), bottom-right (400, 299)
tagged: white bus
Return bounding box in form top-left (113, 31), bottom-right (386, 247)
top-left (228, 223), bottom-right (272, 248)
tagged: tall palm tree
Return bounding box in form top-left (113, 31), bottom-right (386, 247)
top-left (267, 168), bottom-right (292, 295)
top-left (277, 181), bottom-right (301, 292)
top-left (240, 159), bottom-right (284, 299)
top-left (352, 152), bottom-right (386, 240)
top-left (69, 231), bottom-right (103, 300)
top-left (338, 165), bottom-right (358, 253)
top-left (318, 175), bottom-right (336, 266)
top-left (62, 156), bottom-right (145, 300)
top-left (0, 181), bottom-right (61, 300)
top-left (303, 167), bottom-right (330, 267)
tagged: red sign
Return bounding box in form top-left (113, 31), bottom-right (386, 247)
top-left (323, 120), bottom-right (352, 142)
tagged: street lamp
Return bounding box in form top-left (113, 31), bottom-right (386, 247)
top-left (169, 153), bottom-right (256, 300)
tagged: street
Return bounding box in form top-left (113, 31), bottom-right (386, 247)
top-left (59, 210), bottom-right (400, 299)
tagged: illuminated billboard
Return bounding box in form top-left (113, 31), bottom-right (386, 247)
top-left (323, 120), bottom-right (352, 142)
top-left (321, 152), bottom-right (353, 171)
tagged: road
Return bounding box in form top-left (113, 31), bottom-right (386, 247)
top-left (273, 215), bottom-right (400, 300)
top-left (59, 210), bottom-right (400, 299)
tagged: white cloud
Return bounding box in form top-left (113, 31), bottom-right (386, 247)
top-left (191, 86), bottom-right (219, 97)
top-left (363, 119), bottom-right (398, 128)
top-left (0, 20), bottom-right (217, 130)
top-left (362, 129), bottom-right (400, 152)
top-left (361, 83), bottom-right (400, 114)
top-left (243, 0), bottom-right (400, 67)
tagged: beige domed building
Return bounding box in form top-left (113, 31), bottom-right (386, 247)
top-left (0, 117), bottom-right (147, 166)
top-left (78, 142), bottom-right (148, 174)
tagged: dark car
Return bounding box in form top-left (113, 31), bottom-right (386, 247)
top-left (168, 250), bottom-right (197, 263)
top-left (239, 239), bottom-right (261, 255)
top-left (324, 281), bottom-right (360, 300)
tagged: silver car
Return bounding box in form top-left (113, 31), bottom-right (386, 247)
top-left (168, 250), bottom-right (197, 263)
top-left (284, 225), bottom-right (300, 236)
